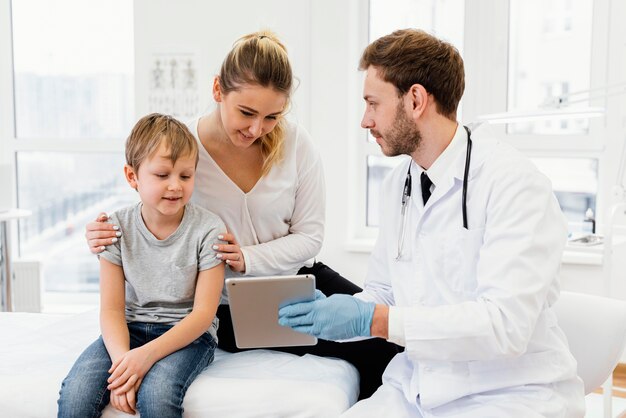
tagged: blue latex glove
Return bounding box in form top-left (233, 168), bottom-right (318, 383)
top-left (278, 290), bottom-right (375, 341)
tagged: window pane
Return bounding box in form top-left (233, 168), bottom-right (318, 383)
top-left (508, 0), bottom-right (593, 135)
top-left (367, 155), bottom-right (404, 227)
top-left (531, 157), bottom-right (598, 234)
top-left (17, 152), bottom-right (138, 293)
top-left (11, 0), bottom-right (134, 139)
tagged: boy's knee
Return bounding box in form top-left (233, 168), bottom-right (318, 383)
top-left (137, 388), bottom-right (183, 417)
top-left (58, 377), bottom-right (104, 418)
top-left (57, 373), bottom-right (110, 418)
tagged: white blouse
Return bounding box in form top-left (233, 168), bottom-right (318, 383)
top-left (187, 117), bottom-right (325, 280)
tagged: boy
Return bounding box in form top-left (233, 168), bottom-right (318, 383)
top-left (58, 113), bottom-right (225, 418)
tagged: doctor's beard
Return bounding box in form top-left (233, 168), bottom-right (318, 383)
top-left (372, 100), bottom-right (422, 157)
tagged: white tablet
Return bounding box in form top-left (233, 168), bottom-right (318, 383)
top-left (225, 274), bottom-right (317, 349)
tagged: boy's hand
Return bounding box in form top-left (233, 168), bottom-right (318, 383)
top-left (107, 346), bottom-right (155, 394)
top-left (110, 386), bottom-right (137, 415)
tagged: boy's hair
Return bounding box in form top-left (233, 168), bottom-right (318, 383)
top-left (359, 28), bottom-right (465, 120)
top-left (219, 29), bottom-right (293, 176)
top-left (125, 113), bottom-right (199, 171)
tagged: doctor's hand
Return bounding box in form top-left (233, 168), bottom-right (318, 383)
top-left (278, 292), bottom-right (375, 341)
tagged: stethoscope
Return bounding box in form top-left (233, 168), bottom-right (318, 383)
top-left (396, 125), bottom-right (473, 260)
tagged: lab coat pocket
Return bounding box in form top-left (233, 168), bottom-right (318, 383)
top-left (441, 227), bottom-right (485, 295)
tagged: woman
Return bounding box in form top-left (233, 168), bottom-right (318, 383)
top-left (86, 30), bottom-right (399, 400)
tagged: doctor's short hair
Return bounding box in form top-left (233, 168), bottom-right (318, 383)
top-left (125, 113), bottom-right (199, 171)
top-left (359, 28), bottom-right (465, 120)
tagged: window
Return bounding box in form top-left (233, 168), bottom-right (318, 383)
top-left (508, 0), bottom-right (593, 135)
top-left (366, 155), bottom-right (404, 227)
top-left (7, 0), bottom-right (135, 310)
top-left (12, 0), bottom-right (134, 139)
top-left (530, 157), bottom-right (598, 228)
top-left (506, 0), bottom-right (600, 225)
top-left (17, 152), bottom-right (137, 293)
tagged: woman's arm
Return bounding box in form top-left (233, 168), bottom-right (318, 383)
top-left (86, 213), bottom-right (122, 254)
top-left (107, 263), bottom-right (225, 393)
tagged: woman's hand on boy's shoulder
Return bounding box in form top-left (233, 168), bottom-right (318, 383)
top-left (85, 212), bottom-right (122, 254)
top-left (214, 232), bottom-right (247, 273)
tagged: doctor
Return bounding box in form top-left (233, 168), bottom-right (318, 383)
top-left (279, 29), bottom-right (585, 416)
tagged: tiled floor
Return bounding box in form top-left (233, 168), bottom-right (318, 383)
top-left (585, 393), bottom-right (626, 417)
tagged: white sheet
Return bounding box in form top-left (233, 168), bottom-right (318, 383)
top-left (0, 310), bottom-right (359, 417)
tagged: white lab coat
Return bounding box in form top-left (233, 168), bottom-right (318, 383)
top-left (349, 126), bottom-right (585, 417)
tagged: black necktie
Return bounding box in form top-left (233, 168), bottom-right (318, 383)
top-left (421, 172), bottom-right (433, 205)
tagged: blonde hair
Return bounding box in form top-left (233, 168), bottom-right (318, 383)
top-left (219, 30), bottom-right (293, 176)
top-left (125, 113), bottom-right (199, 172)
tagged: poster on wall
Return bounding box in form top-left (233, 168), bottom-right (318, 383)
top-left (148, 52), bottom-right (200, 119)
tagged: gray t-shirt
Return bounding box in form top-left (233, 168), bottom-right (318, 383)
top-left (99, 202), bottom-right (225, 340)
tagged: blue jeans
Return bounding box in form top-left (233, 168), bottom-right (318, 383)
top-left (57, 322), bottom-right (216, 418)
